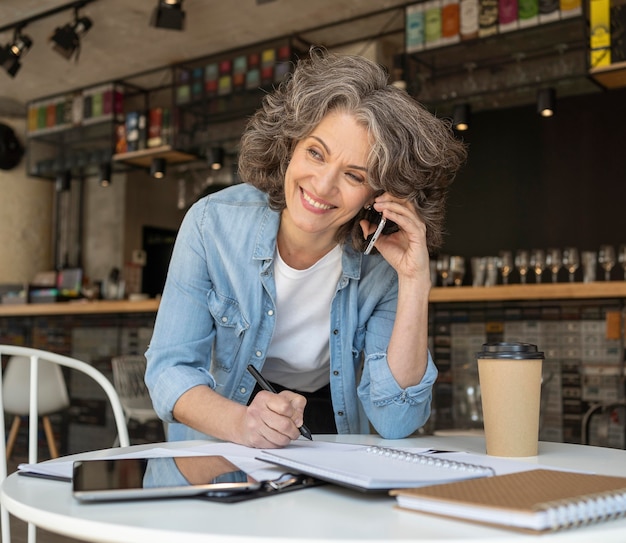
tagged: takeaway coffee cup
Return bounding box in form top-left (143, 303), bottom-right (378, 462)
top-left (477, 342), bottom-right (544, 457)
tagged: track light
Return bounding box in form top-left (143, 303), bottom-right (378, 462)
top-left (537, 88), bottom-right (556, 117)
top-left (452, 104), bottom-right (471, 131)
top-left (151, 1), bottom-right (186, 30)
top-left (0, 28), bottom-right (33, 78)
top-left (55, 170), bottom-right (72, 192)
top-left (207, 147), bottom-right (224, 170)
top-left (50, 9), bottom-right (93, 61)
top-left (150, 157), bottom-right (166, 179)
top-left (99, 163), bottom-right (112, 187)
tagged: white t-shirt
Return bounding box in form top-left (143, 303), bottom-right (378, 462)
top-left (262, 245), bottom-right (342, 392)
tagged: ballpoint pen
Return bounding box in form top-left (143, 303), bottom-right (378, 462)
top-left (246, 364), bottom-right (313, 440)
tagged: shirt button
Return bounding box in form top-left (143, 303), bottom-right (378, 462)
top-left (256, 351), bottom-right (262, 357)
top-left (267, 310), bottom-right (274, 316)
top-left (240, 387), bottom-right (246, 394)
top-left (333, 329), bottom-right (339, 335)
top-left (333, 370), bottom-right (339, 376)
top-left (221, 316), bottom-right (228, 323)
top-left (337, 411), bottom-right (344, 417)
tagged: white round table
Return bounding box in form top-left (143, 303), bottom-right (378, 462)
top-left (3, 434), bottom-right (626, 542)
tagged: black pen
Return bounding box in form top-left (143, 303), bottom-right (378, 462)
top-left (247, 364), bottom-right (313, 441)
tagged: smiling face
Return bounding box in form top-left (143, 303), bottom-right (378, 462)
top-left (281, 110), bottom-right (375, 252)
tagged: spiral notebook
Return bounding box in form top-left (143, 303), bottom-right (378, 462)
top-left (256, 445), bottom-right (495, 492)
top-left (391, 469), bottom-right (626, 533)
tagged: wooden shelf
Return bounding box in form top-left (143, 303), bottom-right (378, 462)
top-left (429, 282), bottom-right (626, 303)
top-left (112, 145), bottom-right (198, 168)
top-left (589, 61), bottom-right (626, 89)
top-left (0, 299), bottom-right (159, 317)
top-left (2, 283), bottom-right (625, 317)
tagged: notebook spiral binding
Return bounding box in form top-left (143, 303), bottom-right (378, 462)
top-left (545, 492), bottom-right (626, 530)
top-left (365, 446), bottom-right (496, 476)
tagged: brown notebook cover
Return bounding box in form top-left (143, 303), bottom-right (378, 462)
top-left (391, 469), bottom-right (626, 533)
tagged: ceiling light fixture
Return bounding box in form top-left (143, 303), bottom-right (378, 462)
top-left (207, 147), bottom-right (224, 170)
top-left (99, 162), bottom-right (112, 187)
top-left (537, 88), bottom-right (556, 117)
top-left (50, 8), bottom-right (93, 61)
top-left (55, 170), bottom-right (72, 192)
top-left (150, 0), bottom-right (186, 31)
top-left (0, 28), bottom-right (33, 78)
top-left (452, 103), bottom-right (471, 131)
top-left (150, 157), bottom-right (166, 179)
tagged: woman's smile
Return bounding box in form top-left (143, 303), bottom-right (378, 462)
top-left (300, 187), bottom-right (335, 213)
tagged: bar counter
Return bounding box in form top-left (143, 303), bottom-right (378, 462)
top-left (0, 282), bottom-right (625, 317)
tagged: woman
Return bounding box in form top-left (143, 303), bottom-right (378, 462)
top-left (145, 49), bottom-right (466, 448)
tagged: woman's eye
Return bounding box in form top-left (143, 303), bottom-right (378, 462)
top-left (346, 172), bottom-right (365, 184)
top-left (307, 148), bottom-right (322, 160)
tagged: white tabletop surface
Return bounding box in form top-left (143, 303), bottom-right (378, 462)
top-left (3, 434), bottom-right (626, 543)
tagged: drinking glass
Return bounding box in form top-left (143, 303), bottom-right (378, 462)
top-left (436, 254), bottom-right (451, 287)
top-left (598, 245), bottom-right (616, 281)
top-left (515, 250), bottom-right (529, 284)
top-left (484, 257), bottom-right (499, 287)
top-left (581, 251), bottom-right (597, 283)
top-left (449, 256), bottom-right (466, 287)
top-left (530, 249), bottom-right (545, 284)
top-left (562, 247), bottom-right (580, 282)
top-left (471, 257), bottom-right (485, 287)
top-left (545, 248), bottom-right (562, 283)
top-left (498, 250), bottom-right (513, 285)
top-left (619, 245), bottom-right (626, 280)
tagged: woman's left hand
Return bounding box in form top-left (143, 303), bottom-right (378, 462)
top-left (360, 195), bottom-right (430, 283)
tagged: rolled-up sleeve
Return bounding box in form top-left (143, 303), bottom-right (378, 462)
top-left (357, 351), bottom-right (438, 439)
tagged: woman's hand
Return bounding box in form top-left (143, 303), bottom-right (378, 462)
top-left (242, 390), bottom-right (306, 448)
top-left (361, 194), bottom-right (431, 284)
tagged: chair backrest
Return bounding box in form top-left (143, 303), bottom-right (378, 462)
top-left (2, 355), bottom-right (70, 416)
top-left (0, 345), bottom-right (130, 468)
top-left (0, 345), bottom-right (131, 543)
top-left (111, 354), bottom-right (155, 411)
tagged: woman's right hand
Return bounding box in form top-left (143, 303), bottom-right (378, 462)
top-left (242, 390), bottom-right (306, 448)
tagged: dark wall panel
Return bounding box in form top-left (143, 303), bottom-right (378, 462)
top-left (441, 87), bottom-right (626, 258)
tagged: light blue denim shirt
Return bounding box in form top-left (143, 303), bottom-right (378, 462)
top-left (145, 184), bottom-right (437, 440)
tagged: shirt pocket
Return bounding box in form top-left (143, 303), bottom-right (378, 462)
top-left (207, 289), bottom-right (249, 372)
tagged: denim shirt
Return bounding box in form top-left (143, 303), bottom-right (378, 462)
top-left (145, 184), bottom-right (437, 440)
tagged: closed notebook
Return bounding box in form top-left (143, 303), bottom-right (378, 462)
top-left (391, 469), bottom-right (626, 533)
top-left (257, 445), bottom-right (494, 492)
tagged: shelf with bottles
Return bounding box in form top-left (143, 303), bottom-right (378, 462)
top-left (25, 82), bottom-right (128, 180)
top-left (171, 38), bottom-right (304, 145)
top-left (406, 13), bottom-right (586, 77)
top-left (404, 0), bottom-right (585, 67)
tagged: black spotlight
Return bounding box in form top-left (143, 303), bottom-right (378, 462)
top-left (55, 170), bottom-right (72, 192)
top-left (207, 147), bottom-right (224, 170)
top-left (537, 88), bottom-right (556, 117)
top-left (50, 12), bottom-right (93, 61)
top-left (151, 1), bottom-right (186, 30)
top-left (150, 157), bottom-right (166, 179)
top-left (452, 103), bottom-right (471, 131)
top-left (0, 29), bottom-right (33, 78)
top-left (99, 163), bottom-right (112, 187)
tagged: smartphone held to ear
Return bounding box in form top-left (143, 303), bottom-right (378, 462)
top-left (364, 208), bottom-right (398, 255)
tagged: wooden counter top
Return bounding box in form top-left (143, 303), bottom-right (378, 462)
top-left (429, 281), bottom-right (626, 303)
top-left (0, 283), bottom-right (625, 317)
top-left (0, 298), bottom-right (160, 317)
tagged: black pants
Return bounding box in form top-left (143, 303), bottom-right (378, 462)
top-left (248, 381), bottom-right (337, 434)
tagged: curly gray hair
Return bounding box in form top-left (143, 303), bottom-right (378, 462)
top-left (238, 47), bottom-right (467, 251)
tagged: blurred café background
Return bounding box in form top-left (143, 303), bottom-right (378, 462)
top-left (1, 0), bottom-right (625, 456)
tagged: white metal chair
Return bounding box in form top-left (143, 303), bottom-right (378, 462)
top-left (111, 354), bottom-right (165, 440)
top-left (2, 355), bottom-right (70, 460)
top-left (0, 344), bottom-right (130, 543)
